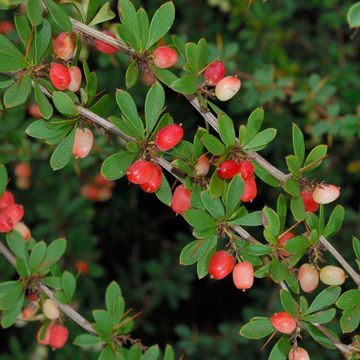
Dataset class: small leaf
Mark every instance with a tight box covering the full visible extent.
[101,151,137,180]
[218,113,236,147]
[4,74,31,108]
[292,123,305,165]
[170,76,197,94]
[183,209,216,232]
[303,145,327,173]
[88,2,115,26]
[202,133,226,155]
[50,126,76,171]
[336,289,360,310]
[280,289,297,316]
[29,242,47,272]
[243,128,276,151]
[34,83,53,119]
[27,0,43,26]
[73,334,100,346]
[145,82,165,135]
[306,286,341,314]
[268,336,290,360]
[0,165,8,195]
[43,0,72,31]
[225,175,243,217]
[239,317,274,339]
[347,2,360,28]
[323,205,345,238]
[62,271,76,302]
[53,91,78,117]
[125,61,139,89]
[303,308,336,324]
[155,173,172,206]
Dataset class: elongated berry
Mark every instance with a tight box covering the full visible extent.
[232,262,254,291]
[155,124,184,151]
[241,177,257,202]
[37,323,54,345]
[28,103,42,119]
[271,312,297,334]
[49,325,69,350]
[140,164,163,193]
[238,160,254,180]
[13,222,31,242]
[22,301,39,320]
[0,213,13,233]
[43,299,60,320]
[75,260,89,275]
[67,66,82,92]
[127,160,156,184]
[15,162,31,179]
[301,190,319,213]
[277,232,295,257]
[53,32,75,60]
[0,191,14,210]
[153,46,178,68]
[298,264,319,293]
[95,31,118,54]
[49,63,71,90]
[217,160,238,179]
[288,347,310,360]
[215,76,241,101]
[3,204,24,225]
[194,155,210,177]
[171,184,191,215]
[320,265,346,285]
[313,184,340,204]
[72,128,94,159]
[208,251,235,280]
[204,61,225,85]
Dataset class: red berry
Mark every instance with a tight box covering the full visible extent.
[49,63,71,90]
[313,184,340,204]
[298,264,319,293]
[53,32,75,61]
[140,164,163,193]
[95,31,118,54]
[67,66,82,92]
[237,160,254,180]
[301,190,319,213]
[37,323,54,345]
[72,128,94,159]
[232,261,254,291]
[0,213,13,233]
[49,325,69,350]
[28,103,42,119]
[215,76,241,101]
[75,260,89,275]
[204,61,225,86]
[15,162,31,179]
[271,312,297,334]
[13,222,31,242]
[171,184,192,215]
[194,155,210,177]
[3,204,24,225]
[0,191,15,210]
[155,124,184,151]
[27,292,38,302]
[208,250,235,280]
[277,232,295,257]
[153,46,178,69]
[0,20,14,34]
[127,160,156,185]
[80,184,99,201]
[217,160,238,179]
[241,177,257,202]
[288,347,310,360]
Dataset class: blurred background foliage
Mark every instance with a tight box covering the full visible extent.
[0,0,359,358]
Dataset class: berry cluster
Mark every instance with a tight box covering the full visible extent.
[81,173,115,202]
[301,183,340,212]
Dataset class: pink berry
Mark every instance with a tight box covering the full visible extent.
[155,124,184,152]
[208,250,235,280]
[127,160,156,185]
[320,265,346,286]
[271,312,297,334]
[301,190,319,213]
[217,160,238,179]
[0,20,14,34]
[298,264,319,293]
[15,162,31,179]
[75,260,89,275]
[22,301,39,320]
[153,46,178,69]
[3,204,24,225]
[72,128,94,159]
[241,177,257,202]
[37,323,54,345]
[95,31,118,54]
[194,155,210,177]
[171,184,192,215]
[0,213,13,233]
[13,222,31,242]
[237,160,254,180]
[0,191,15,210]
[215,76,241,101]
[49,63,71,90]
[277,232,295,257]
[232,262,254,291]
[43,299,60,320]
[204,60,226,86]
[53,32,75,61]
[49,325,69,350]
[140,164,163,193]
[313,184,340,204]
[288,347,310,360]
[67,66,82,92]
[28,103,42,119]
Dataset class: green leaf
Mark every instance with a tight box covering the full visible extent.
[277,194,287,231]
[280,289,297,316]
[268,336,290,360]
[53,91,78,117]
[239,317,274,339]
[152,67,178,86]
[303,308,336,324]
[43,0,72,31]
[0,35,26,71]
[340,305,360,333]
[292,123,305,165]
[286,154,301,177]
[347,2,360,28]
[73,334,100,346]
[146,2,175,49]
[101,151,137,180]
[50,126,76,171]
[196,241,216,279]
[284,235,309,253]
[62,271,76,302]
[246,107,264,139]
[209,172,224,198]
[290,196,305,222]
[29,241,47,272]
[225,175,243,217]
[34,83,53,119]
[1,293,25,328]
[0,282,22,310]
[142,345,160,360]
[105,281,122,312]
[306,286,341,314]
[34,19,52,63]
[243,244,272,256]
[155,173,172,206]
[253,162,280,187]
[242,128,276,151]
[145,82,165,135]
[125,61,139,89]
[183,209,216,232]
[303,145,327,173]
[337,290,360,310]
[270,260,286,282]
[170,76,197,94]
[0,165,8,195]
[303,323,337,349]
[6,231,27,260]
[27,0,43,26]
[118,0,141,50]
[202,134,226,155]
[284,178,300,197]
[88,2,115,26]
[218,114,236,147]
[99,345,117,360]
[263,206,280,237]
[180,239,212,266]
[323,205,345,238]
[200,191,225,220]
[4,74,31,108]
[43,238,66,268]
[93,310,114,337]
[137,8,149,48]
[163,345,174,360]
